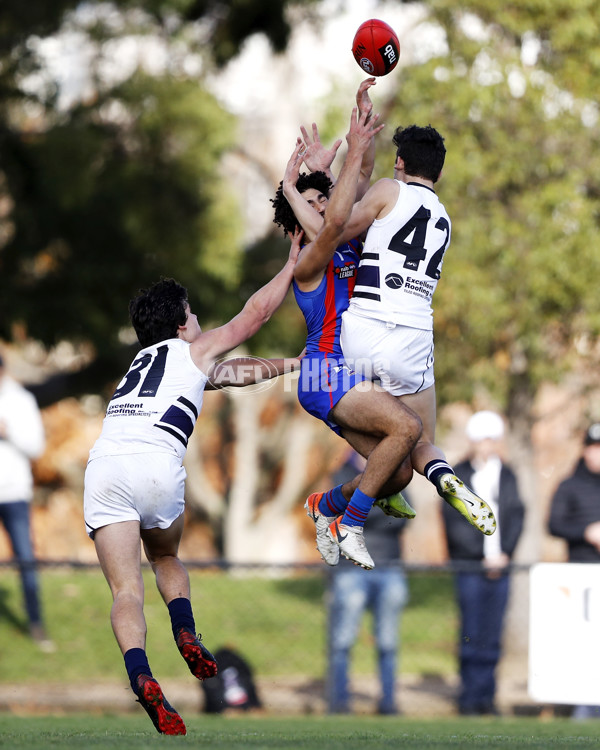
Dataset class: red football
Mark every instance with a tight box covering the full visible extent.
[352,19,400,77]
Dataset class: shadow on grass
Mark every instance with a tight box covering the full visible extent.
[0,585,28,633]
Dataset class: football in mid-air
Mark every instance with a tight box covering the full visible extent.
[352,19,400,77]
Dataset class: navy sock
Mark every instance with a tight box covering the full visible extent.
[124,648,152,695]
[341,488,375,528]
[167,597,196,640]
[317,485,348,517]
[424,459,454,492]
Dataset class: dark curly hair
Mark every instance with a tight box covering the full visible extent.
[271,170,333,236]
[129,278,188,348]
[393,125,446,183]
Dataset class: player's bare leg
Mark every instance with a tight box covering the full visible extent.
[337,445,416,519]
[94,520,186,734]
[95,520,147,653]
[142,514,190,604]
[325,382,422,568]
[399,386,496,535]
[142,516,217,680]
[333,382,421,498]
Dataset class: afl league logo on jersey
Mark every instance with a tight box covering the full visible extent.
[335,262,357,279]
[385,273,404,289]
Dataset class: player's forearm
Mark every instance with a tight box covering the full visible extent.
[357,138,375,200]
[282,183,323,241]
[245,257,296,325]
[324,147,364,230]
[207,356,301,388]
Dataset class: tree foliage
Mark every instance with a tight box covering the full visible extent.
[379,0,600,421]
[0,0,320,372]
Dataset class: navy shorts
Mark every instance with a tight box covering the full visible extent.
[297,353,367,436]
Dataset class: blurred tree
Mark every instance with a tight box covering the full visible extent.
[0,0,322,396]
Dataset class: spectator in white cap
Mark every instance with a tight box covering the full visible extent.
[441,410,525,716]
[549,422,600,720]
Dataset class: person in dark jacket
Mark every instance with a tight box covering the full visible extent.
[441,411,525,716]
[549,423,600,720]
[549,423,600,563]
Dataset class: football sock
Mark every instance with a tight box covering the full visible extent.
[317,485,348,517]
[124,648,152,695]
[167,597,196,640]
[340,488,375,528]
[424,459,454,493]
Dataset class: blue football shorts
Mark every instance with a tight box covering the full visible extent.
[297,353,368,436]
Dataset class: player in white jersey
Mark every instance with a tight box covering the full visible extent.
[83,238,301,734]
[287,123,496,539]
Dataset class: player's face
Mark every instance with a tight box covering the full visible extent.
[300,188,328,215]
[178,303,202,341]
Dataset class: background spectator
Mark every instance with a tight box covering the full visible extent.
[325,450,409,715]
[549,422,600,719]
[441,410,525,715]
[0,352,53,652]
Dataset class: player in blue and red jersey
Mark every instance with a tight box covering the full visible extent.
[271,98,421,570]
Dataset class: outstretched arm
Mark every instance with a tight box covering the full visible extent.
[206,352,304,389]
[190,229,303,370]
[294,107,384,285]
[355,77,377,200]
[281,140,324,242]
[283,78,379,241]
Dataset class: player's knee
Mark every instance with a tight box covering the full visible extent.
[146,550,179,568]
[112,585,144,605]
[400,409,422,446]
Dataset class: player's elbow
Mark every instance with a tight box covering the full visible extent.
[321,217,345,247]
[249,298,273,330]
[326,212,347,233]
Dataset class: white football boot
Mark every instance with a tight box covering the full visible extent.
[327,517,375,570]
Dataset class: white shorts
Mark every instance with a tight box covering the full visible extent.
[341,310,435,396]
[83,452,186,538]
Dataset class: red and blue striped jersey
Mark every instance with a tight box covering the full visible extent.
[293,239,362,356]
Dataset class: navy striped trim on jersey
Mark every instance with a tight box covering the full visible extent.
[178,396,198,418]
[352,290,381,301]
[155,423,188,448]
[154,396,199,448]
[353,255,381,301]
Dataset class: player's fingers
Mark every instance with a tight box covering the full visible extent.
[299,124,309,142]
[311,122,320,141]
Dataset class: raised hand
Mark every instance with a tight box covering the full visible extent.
[345,106,385,155]
[288,226,305,263]
[356,77,376,118]
[299,122,342,174]
[282,138,305,191]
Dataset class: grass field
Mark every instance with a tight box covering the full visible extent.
[0,566,459,683]
[2,714,600,750]
[0,567,593,748]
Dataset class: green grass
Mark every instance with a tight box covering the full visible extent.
[0,566,457,683]
[1,715,600,750]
